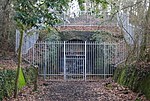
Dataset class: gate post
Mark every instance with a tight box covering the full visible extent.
[84,41,87,81]
[64,41,66,81]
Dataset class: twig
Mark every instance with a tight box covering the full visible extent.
[96,0,143,30]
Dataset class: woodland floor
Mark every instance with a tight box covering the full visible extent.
[4,78,149,101]
[0,52,149,101]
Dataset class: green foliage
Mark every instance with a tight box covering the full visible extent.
[0,67,37,100]
[41,30,61,42]
[90,31,117,42]
[139,73,150,99]
[23,67,37,85]
[78,0,85,10]
[0,70,16,100]
[89,0,109,14]
[95,0,108,9]
[13,0,70,30]
[18,68,26,89]
[13,0,70,97]
[135,99,141,101]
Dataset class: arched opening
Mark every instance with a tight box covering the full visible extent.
[67,39,84,42]
[60,39,85,78]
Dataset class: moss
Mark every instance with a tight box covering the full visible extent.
[113,65,150,100]
[117,66,130,86]
[128,70,135,88]
[118,68,126,85]
[113,67,122,82]
[139,73,150,99]
[131,71,139,91]
[126,67,139,90]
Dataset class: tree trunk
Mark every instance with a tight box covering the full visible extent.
[0,0,10,53]
[139,0,150,62]
[14,30,24,98]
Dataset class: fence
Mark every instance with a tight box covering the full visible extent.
[117,12,140,45]
[22,41,127,81]
[15,30,39,54]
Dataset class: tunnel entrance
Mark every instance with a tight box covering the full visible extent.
[33,40,117,81]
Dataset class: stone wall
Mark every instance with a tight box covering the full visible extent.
[56,25,121,37]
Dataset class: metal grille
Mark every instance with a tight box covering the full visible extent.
[24,41,127,81]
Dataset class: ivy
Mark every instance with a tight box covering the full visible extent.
[0,67,37,100]
[0,70,16,100]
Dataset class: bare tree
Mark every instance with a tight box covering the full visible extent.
[0,0,10,51]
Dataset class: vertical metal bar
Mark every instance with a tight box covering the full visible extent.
[15,30,17,52]
[57,42,58,79]
[39,43,41,75]
[54,42,56,78]
[49,42,51,79]
[47,42,49,79]
[84,41,87,81]
[94,42,96,79]
[64,41,66,81]
[33,43,35,65]
[110,43,112,75]
[55,42,57,79]
[96,42,98,79]
[103,42,106,79]
[54,42,56,76]
[90,42,92,80]
[41,43,43,76]
[115,43,117,67]
[44,42,47,79]
[107,43,109,76]
[109,43,111,76]
[57,42,59,80]
[37,43,39,75]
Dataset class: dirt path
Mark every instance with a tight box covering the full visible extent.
[6,78,148,101]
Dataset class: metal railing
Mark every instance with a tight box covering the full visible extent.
[117,12,138,44]
[16,30,39,54]
[22,41,127,81]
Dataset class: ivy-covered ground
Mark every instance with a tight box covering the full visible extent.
[4,78,148,101]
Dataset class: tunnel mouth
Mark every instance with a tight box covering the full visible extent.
[59,30,120,43]
[67,39,84,43]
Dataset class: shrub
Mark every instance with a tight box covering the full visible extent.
[0,66,37,100]
[0,70,16,100]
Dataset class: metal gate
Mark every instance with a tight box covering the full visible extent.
[64,41,86,80]
[29,41,125,81]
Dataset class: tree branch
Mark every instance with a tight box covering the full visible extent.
[96,0,143,27]
[2,0,10,10]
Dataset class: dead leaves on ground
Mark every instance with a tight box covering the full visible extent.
[4,78,149,101]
